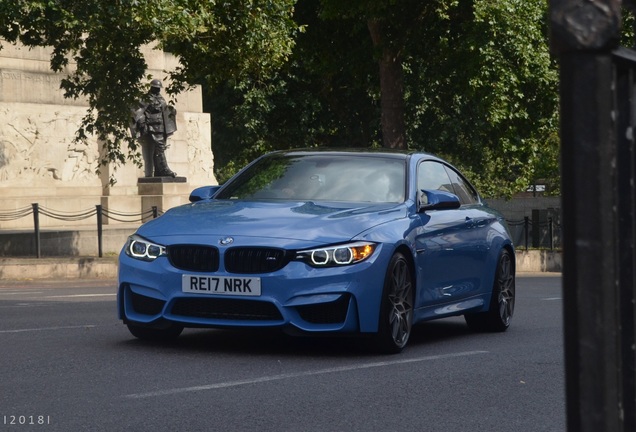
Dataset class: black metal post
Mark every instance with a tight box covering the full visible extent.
[31,203,40,258]
[96,205,103,258]
[152,206,158,218]
[548,217,554,250]
[559,46,624,432]
[524,216,529,250]
[561,49,622,432]
[613,48,636,431]
[551,1,627,430]
[532,209,541,248]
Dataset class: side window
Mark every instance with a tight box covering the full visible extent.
[417,161,454,193]
[444,166,479,205]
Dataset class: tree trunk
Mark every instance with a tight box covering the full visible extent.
[367,18,406,149]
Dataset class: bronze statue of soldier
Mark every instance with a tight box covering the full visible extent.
[131,79,178,177]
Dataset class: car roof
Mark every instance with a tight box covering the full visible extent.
[269,148,439,161]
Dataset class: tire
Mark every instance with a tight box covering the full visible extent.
[465,248,515,332]
[375,252,414,354]
[127,322,184,342]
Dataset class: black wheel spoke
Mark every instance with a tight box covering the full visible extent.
[389,261,412,345]
[378,253,414,352]
[496,251,515,326]
[464,248,515,333]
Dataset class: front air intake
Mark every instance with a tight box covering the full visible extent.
[171,298,283,321]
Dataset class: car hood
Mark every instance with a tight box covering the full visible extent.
[136,200,406,245]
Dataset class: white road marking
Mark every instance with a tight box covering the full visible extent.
[124,350,488,399]
[0,292,44,296]
[44,294,116,298]
[543,297,562,301]
[0,325,97,334]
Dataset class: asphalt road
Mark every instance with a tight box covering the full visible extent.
[0,274,564,432]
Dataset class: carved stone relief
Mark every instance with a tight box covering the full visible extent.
[0,104,100,186]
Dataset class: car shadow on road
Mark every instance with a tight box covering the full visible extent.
[115,316,476,358]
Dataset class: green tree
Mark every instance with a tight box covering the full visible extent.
[318,0,560,196]
[210,0,560,196]
[0,0,298,171]
[207,0,382,181]
[404,0,560,196]
[1,0,561,196]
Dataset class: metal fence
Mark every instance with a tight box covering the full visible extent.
[0,203,162,258]
[507,216,562,250]
[0,203,561,259]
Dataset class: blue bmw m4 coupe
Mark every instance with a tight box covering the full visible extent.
[118,150,515,353]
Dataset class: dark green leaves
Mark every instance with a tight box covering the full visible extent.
[0,0,298,179]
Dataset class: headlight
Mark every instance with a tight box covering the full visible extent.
[124,234,166,261]
[296,242,376,267]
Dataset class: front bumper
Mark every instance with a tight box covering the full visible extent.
[117,244,391,334]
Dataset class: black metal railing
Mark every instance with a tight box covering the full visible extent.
[0,203,560,258]
[0,203,163,258]
[507,216,562,250]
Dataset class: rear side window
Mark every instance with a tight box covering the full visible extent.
[444,166,479,205]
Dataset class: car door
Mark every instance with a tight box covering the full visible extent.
[414,160,485,307]
[443,164,493,291]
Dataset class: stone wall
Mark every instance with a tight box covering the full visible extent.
[0,41,217,230]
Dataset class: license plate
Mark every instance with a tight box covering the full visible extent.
[182,275,261,296]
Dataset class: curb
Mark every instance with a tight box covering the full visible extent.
[0,257,119,280]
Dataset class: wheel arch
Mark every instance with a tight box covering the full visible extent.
[502,242,516,275]
[503,243,517,278]
[394,243,417,288]
[487,236,515,276]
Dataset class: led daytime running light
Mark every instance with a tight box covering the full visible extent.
[299,242,376,267]
[126,235,166,261]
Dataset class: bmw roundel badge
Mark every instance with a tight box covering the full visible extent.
[219,237,234,245]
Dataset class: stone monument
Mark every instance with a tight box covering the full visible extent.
[0,41,217,230]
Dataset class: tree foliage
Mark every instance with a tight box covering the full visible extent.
[1,0,560,197]
[209,0,560,197]
[403,0,560,196]
[207,0,382,181]
[0,0,298,171]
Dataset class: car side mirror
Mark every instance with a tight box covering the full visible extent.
[189,185,222,202]
[418,189,461,212]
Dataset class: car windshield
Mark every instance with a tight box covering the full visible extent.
[216,153,406,203]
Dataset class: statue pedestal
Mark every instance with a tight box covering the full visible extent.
[137,176,187,184]
[138,177,190,222]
